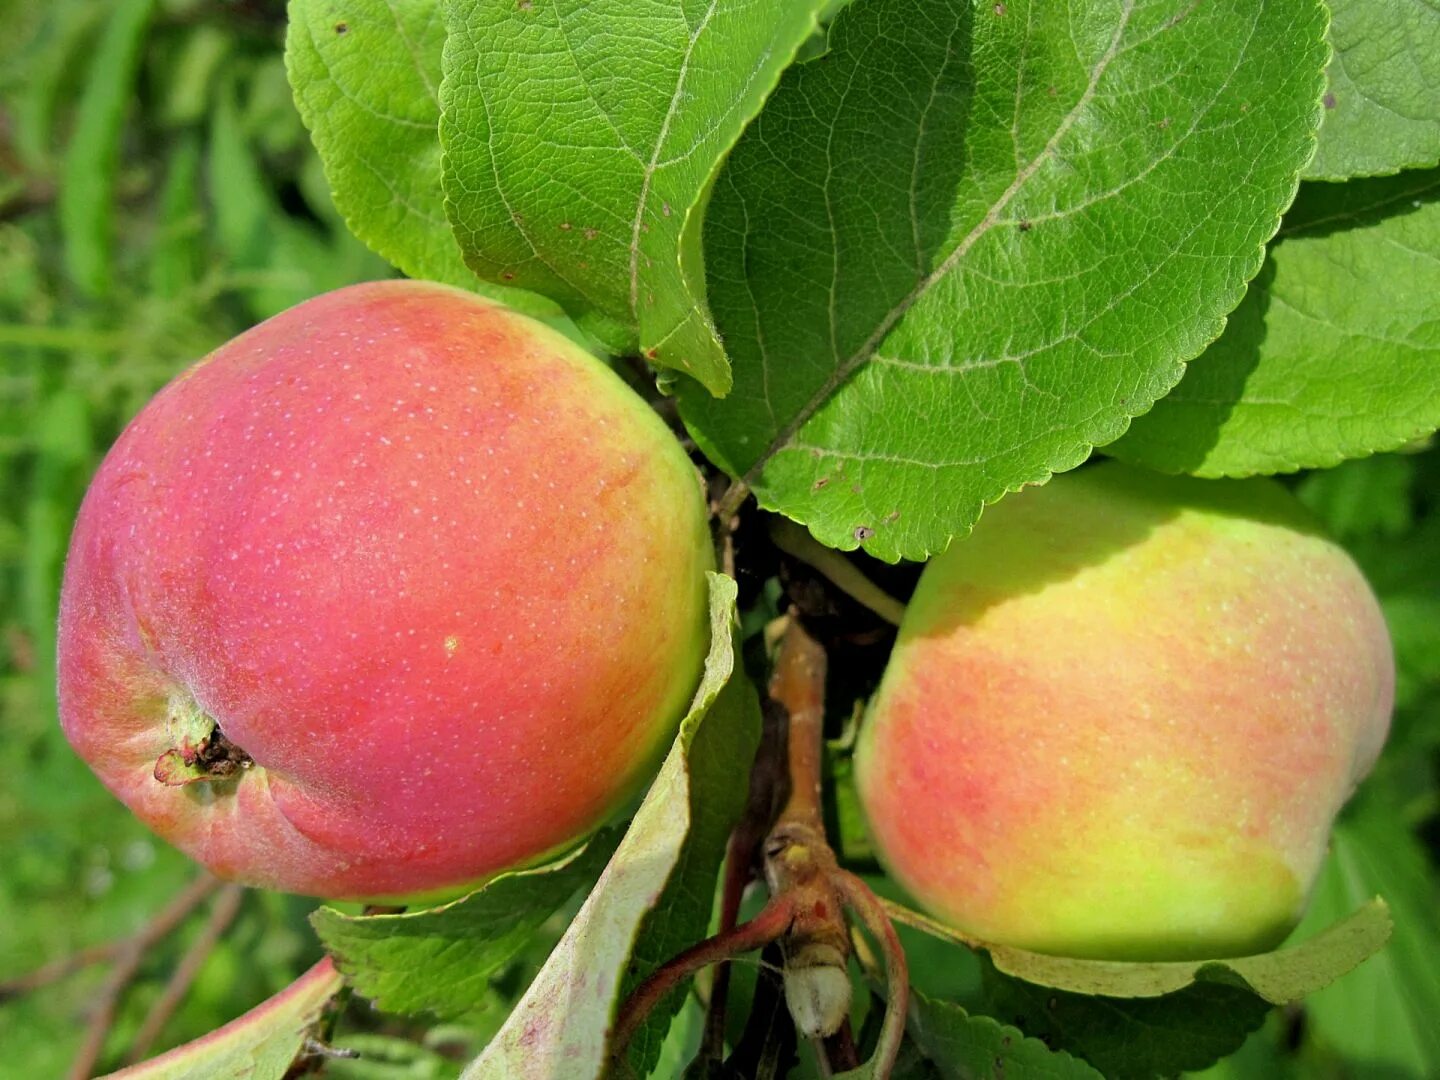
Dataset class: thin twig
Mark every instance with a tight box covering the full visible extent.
[769,518,906,626]
[67,873,222,1080]
[714,479,752,533]
[0,942,123,1000]
[124,883,246,1064]
[701,697,791,1063]
[769,617,828,830]
[837,872,910,1079]
[610,896,797,1066]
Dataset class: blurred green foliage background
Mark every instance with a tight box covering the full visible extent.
[0,1,1436,1077]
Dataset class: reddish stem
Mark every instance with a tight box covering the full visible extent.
[610,894,797,1064]
[836,871,910,1079]
[703,697,791,1061]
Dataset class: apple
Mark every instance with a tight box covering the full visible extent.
[854,463,1393,960]
[58,281,713,900]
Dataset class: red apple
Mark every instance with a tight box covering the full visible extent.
[855,464,1393,960]
[58,281,713,899]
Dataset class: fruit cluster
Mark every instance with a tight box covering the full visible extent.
[59,283,1392,961]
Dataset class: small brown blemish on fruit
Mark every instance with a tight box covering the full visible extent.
[443,634,460,656]
[853,525,875,542]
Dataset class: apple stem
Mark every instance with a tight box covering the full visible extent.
[876,895,985,950]
[769,518,907,626]
[714,478,752,532]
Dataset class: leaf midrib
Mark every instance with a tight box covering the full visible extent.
[737,0,1139,487]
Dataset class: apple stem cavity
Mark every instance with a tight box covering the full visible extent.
[153,690,254,788]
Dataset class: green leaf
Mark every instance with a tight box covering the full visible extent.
[905,991,1103,1080]
[1306,0,1440,180]
[985,900,1391,1003]
[285,0,567,331]
[1294,796,1440,1076]
[461,573,760,1079]
[982,962,1271,1080]
[677,0,1329,562]
[1111,169,1440,477]
[285,0,464,285]
[440,0,830,393]
[102,958,342,1080]
[58,0,155,296]
[311,831,619,1021]
[1297,453,1417,543]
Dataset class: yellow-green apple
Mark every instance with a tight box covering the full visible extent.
[855,463,1392,960]
[58,281,713,900]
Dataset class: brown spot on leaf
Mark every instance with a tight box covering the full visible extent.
[853,525,875,542]
[334,21,348,34]
[1323,92,1337,110]
[813,477,830,491]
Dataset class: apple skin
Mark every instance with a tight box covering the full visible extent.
[58,281,713,900]
[854,463,1393,961]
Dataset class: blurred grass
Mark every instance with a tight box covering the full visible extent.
[0,0,391,1072]
[0,1,1436,1077]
